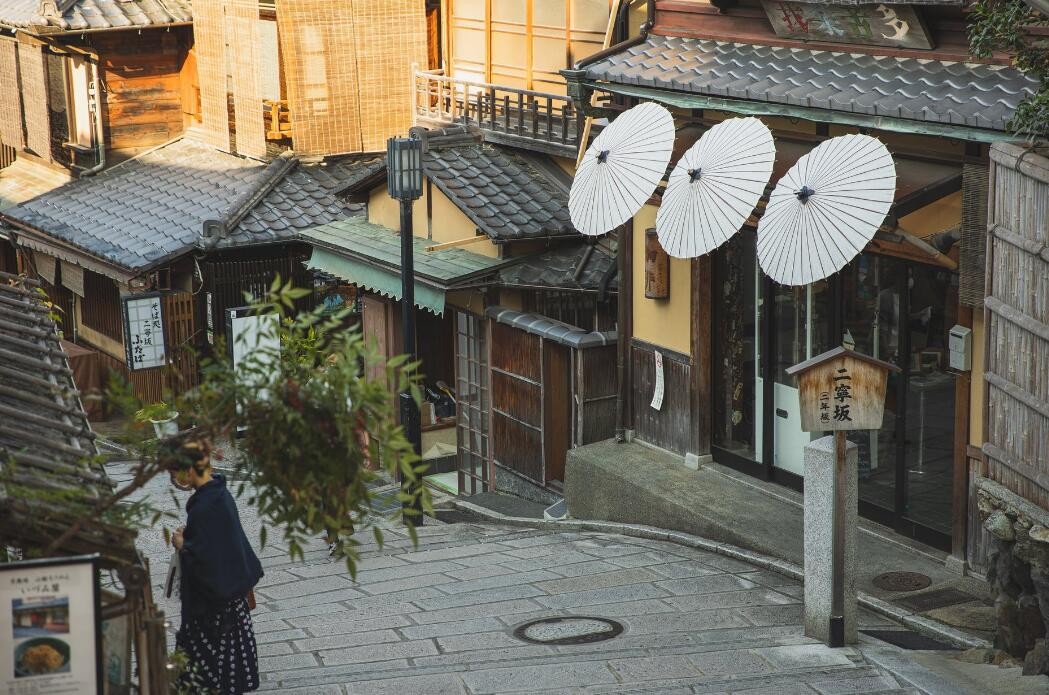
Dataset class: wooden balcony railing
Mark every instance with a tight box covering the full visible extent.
[265,99,291,141]
[414,69,581,158]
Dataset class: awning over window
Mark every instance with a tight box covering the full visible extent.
[302,218,520,314]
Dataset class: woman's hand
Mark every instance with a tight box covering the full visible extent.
[172,527,185,551]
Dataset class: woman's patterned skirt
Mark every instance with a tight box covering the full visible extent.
[176,596,259,694]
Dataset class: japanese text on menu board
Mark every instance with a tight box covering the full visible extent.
[1,559,100,694]
[124,295,166,370]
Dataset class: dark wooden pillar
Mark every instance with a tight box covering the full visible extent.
[619,221,634,434]
[690,255,712,457]
[952,304,973,560]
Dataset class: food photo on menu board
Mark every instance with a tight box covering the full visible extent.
[1,556,101,694]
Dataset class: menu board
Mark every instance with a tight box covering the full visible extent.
[0,556,101,695]
[122,293,167,371]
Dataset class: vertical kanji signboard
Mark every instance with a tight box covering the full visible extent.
[122,293,167,371]
[787,347,899,433]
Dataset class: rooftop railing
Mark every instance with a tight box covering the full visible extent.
[414,69,581,158]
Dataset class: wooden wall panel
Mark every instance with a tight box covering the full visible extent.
[492,371,542,427]
[631,340,691,455]
[92,29,190,153]
[578,345,617,445]
[543,341,571,482]
[492,410,543,483]
[490,321,541,380]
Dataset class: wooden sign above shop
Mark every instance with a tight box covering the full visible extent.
[761,1,934,50]
[787,347,900,433]
[645,228,670,299]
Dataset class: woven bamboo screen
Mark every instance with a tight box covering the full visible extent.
[0,41,24,150]
[19,44,50,161]
[276,0,427,155]
[983,142,1049,509]
[229,0,267,159]
[959,163,989,307]
[193,0,232,152]
[351,0,428,152]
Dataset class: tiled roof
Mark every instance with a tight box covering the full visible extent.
[0,0,190,31]
[421,127,578,242]
[219,163,366,249]
[0,273,136,565]
[307,153,387,197]
[583,34,1039,132]
[499,242,618,293]
[1,137,368,273]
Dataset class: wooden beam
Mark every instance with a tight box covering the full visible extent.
[424,234,489,252]
[690,254,712,457]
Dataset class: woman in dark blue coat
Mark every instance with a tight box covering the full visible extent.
[165,436,263,694]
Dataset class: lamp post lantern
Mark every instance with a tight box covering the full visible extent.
[387,135,424,527]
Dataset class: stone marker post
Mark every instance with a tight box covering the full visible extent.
[803,435,858,645]
[787,347,897,648]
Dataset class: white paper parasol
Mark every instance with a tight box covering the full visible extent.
[656,117,775,258]
[756,134,896,286]
[569,102,675,236]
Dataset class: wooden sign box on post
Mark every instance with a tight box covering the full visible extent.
[786,346,900,434]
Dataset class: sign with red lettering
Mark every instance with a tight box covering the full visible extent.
[761,1,934,50]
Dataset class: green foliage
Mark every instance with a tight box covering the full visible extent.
[3,277,429,581]
[176,278,431,576]
[134,401,177,423]
[970,0,1049,138]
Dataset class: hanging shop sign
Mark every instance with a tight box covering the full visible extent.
[121,292,167,371]
[786,347,899,433]
[0,555,102,695]
[761,1,933,50]
[644,228,670,299]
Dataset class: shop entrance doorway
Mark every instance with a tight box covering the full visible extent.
[712,232,958,551]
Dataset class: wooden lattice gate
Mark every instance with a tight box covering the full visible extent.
[203,251,314,345]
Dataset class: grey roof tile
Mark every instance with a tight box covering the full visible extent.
[584,35,1038,133]
[1,137,372,271]
[498,241,617,293]
[0,0,190,30]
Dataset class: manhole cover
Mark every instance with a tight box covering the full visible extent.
[512,616,624,645]
[872,571,932,592]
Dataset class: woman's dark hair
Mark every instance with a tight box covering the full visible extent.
[157,429,212,474]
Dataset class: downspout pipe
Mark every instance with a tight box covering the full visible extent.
[79,58,105,177]
[567,0,654,74]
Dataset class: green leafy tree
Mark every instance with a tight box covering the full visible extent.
[970,0,1049,138]
[180,278,431,574]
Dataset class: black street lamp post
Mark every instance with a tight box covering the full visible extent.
[387,135,425,527]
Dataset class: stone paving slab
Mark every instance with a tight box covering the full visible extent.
[112,462,998,694]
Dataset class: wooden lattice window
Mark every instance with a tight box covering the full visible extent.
[456,311,490,495]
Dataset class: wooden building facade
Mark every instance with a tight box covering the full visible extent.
[562,0,1035,555]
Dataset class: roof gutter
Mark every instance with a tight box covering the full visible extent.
[42,21,193,36]
[559,0,654,104]
[3,221,136,282]
[586,81,1017,145]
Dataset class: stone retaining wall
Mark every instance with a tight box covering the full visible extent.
[975,475,1049,675]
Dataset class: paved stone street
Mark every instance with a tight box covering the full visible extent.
[111,462,1016,695]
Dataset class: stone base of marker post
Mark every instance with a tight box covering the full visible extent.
[804,435,858,645]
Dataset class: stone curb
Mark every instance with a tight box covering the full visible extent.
[448,498,992,651]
